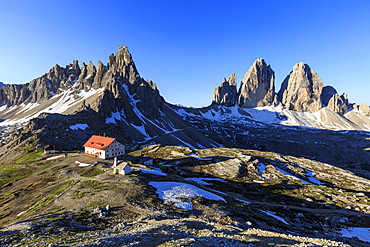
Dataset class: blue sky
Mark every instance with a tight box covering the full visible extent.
[1,0,370,107]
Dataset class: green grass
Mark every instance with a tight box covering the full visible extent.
[0,165,17,173]
[72,180,108,199]
[0,212,11,220]
[27,180,76,215]
[78,180,107,190]
[88,200,108,209]
[0,162,53,187]
[0,192,16,205]
[15,150,44,164]
[82,167,105,177]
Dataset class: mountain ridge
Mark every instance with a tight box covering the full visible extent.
[1,45,370,175]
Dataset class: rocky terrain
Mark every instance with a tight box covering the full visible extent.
[1,45,370,245]
[1,146,370,246]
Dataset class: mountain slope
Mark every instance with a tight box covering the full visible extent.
[1,146,370,246]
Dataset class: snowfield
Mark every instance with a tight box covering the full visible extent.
[0,88,105,126]
[174,104,370,132]
[149,182,226,210]
[340,227,370,243]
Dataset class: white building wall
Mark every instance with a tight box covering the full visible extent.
[105,140,125,159]
[85,140,125,159]
[119,165,131,175]
[84,147,106,159]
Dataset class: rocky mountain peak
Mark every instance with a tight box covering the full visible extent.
[116,45,134,65]
[254,58,267,67]
[212,73,237,106]
[107,46,140,86]
[321,86,350,115]
[0,45,164,120]
[278,62,323,112]
[238,58,275,108]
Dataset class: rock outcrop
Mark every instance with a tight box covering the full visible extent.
[212,73,237,106]
[321,86,349,115]
[278,62,323,112]
[238,59,275,108]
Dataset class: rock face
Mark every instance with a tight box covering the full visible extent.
[238,59,275,108]
[0,46,164,119]
[212,73,237,106]
[278,62,323,112]
[321,86,349,115]
[0,46,218,147]
[359,104,370,116]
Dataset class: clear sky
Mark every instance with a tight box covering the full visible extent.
[1,0,370,107]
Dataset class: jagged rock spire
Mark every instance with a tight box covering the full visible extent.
[321,86,349,115]
[278,62,323,112]
[212,73,237,106]
[238,58,275,108]
[107,45,140,85]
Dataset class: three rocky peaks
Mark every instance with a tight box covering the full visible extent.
[213,59,354,114]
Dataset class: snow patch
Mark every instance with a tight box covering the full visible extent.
[46,155,64,160]
[170,134,197,149]
[235,198,251,204]
[106,111,125,124]
[256,163,271,180]
[75,161,91,167]
[0,87,104,126]
[304,169,324,185]
[261,210,289,225]
[188,153,212,160]
[69,123,89,130]
[149,182,225,210]
[340,227,370,243]
[274,166,311,184]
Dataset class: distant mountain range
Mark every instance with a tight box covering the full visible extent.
[1,46,370,177]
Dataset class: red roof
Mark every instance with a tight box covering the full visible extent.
[83,135,116,150]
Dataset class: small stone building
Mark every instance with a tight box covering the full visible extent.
[113,162,131,175]
[43,145,55,154]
